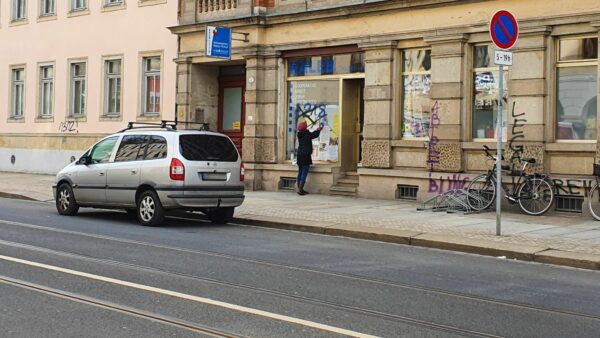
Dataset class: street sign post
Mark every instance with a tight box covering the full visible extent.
[205,25,232,60]
[490,10,518,236]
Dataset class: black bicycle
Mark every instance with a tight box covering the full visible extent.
[466,146,554,215]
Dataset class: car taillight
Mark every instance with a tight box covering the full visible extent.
[240,162,245,182]
[170,158,185,181]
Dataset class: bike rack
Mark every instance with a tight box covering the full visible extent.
[417,189,490,215]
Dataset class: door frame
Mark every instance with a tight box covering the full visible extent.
[218,75,246,153]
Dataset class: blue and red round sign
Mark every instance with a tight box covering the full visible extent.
[490,10,519,50]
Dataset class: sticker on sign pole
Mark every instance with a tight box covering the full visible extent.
[490,10,519,50]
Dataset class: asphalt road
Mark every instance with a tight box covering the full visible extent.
[0,198,599,337]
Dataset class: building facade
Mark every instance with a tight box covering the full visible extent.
[172,0,600,212]
[0,0,178,174]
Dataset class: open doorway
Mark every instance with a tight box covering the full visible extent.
[340,78,364,173]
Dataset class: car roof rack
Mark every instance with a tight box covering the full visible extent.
[119,118,210,133]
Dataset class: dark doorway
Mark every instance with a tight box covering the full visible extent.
[218,66,246,155]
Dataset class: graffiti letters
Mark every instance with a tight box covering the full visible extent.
[508,102,526,162]
[427,101,441,171]
[428,173,471,194]
[295,103,328,129]
[58,121,79,133]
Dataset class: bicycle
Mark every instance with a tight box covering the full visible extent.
[588,164,600,220]
[466,145,555,216]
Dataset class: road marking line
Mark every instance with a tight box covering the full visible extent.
[0,254,378,338]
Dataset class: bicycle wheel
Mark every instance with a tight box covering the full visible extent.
[589,184,600,221]
[517,177,554,216]
[466,174,496,211]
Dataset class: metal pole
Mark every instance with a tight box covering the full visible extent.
[496,65,504,236]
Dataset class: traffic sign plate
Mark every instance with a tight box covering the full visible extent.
[490,10,519,50]
[494,50,513,66]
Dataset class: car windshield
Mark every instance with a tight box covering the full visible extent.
[179,134,239,162]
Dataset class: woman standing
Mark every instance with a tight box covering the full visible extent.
[296,121,322,195]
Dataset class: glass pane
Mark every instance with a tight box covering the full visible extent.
[287,80,340,162]
[115,135,145,162]
[475,45,493,68]
[115,78,121,113]
[108,78,117,113]
[222,87,243,131]
[557,66,597,140]
[144,136,168,160]
[90,137,118,164]
[179,135,239,162]
[404,50,432,73]
[147,57,161,71]
[74,81,82,115]
[559,38,598,61]
[472,70,508,138]
[288,53,365,77]
[145,76,160,113]
[403,74,432,138]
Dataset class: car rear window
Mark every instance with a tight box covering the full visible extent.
[179,135,239,162]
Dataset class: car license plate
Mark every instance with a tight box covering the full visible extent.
[201,172,227,181]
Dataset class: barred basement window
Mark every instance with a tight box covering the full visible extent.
[396,184,418,200]
[279,177,297,191]
[555,196,583,213]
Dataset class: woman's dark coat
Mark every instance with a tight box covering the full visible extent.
[296,129,321,166]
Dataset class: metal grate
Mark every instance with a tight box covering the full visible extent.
[279,177,297,191]
[555,196,583,213]
[396,184,418,200]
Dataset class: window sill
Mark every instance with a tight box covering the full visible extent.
[137,114,161,122]
[37,14,57,22]
[66,116,87,122]
[35,116,54,123]
[7,117,25,123]
[102,2,127,12]
[68,9,90,18]
[9,18,29,27]
[138,0,167,7]
[100,115,123,122]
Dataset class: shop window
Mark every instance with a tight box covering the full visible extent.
[556,36,598,141]
[287,80,340,162]
[288,53,364,77]
[472,45,508,139]
[402,49,431,138]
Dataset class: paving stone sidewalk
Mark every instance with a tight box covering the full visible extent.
[2,171,600,268]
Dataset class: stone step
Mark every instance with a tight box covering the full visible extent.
[337,178,359,185]
[345,171,359,177]
[330,185,357,193]
[330,190,357,197]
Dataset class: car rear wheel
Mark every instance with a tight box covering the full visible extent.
[56,183,79,216]
[137,190,165,226]
[208,207,234,224]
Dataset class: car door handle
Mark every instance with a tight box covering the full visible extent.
[131,170,137,175]
[99,172,105,176]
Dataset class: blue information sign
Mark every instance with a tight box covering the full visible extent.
[206,25,232,59]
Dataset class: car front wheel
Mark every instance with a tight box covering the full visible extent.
[137,190,165,226]
[56,183,79,216]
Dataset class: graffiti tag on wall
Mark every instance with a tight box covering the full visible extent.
[58,121,79,133]
[508,102,526,163]
[428,173,471,194]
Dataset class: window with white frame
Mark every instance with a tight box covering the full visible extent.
[104,59,122,116]
[13,0,26,20]
[105,0,123,5]
[11,68,25,118]
[556,36,598,141]
[40,0,55,16]
[402,49,432,138]
[39,65,54,118]
[142,56,161,115]
[472,45,508,139]
[70,62,86,117]
[71,0,87,11]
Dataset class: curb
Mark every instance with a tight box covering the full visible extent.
[0,192,37,201]
[234,216,600,272]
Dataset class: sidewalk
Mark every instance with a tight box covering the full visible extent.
[1,171,600,270]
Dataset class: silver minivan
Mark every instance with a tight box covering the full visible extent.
[53,124,245,226]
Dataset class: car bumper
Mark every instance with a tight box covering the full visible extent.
[158,191,245,209]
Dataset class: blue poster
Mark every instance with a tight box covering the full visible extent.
[206,25,232,59]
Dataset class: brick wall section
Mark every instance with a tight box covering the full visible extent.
[254,0,275,7]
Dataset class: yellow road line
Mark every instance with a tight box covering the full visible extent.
[0,254,378,338]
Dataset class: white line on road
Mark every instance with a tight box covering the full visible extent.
[0,253,378,338]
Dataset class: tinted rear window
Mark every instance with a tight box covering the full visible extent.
[179,135,239,162]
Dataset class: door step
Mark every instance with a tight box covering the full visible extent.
[329,172,359,197]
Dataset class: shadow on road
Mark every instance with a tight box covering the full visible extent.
[74,210,231,229]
